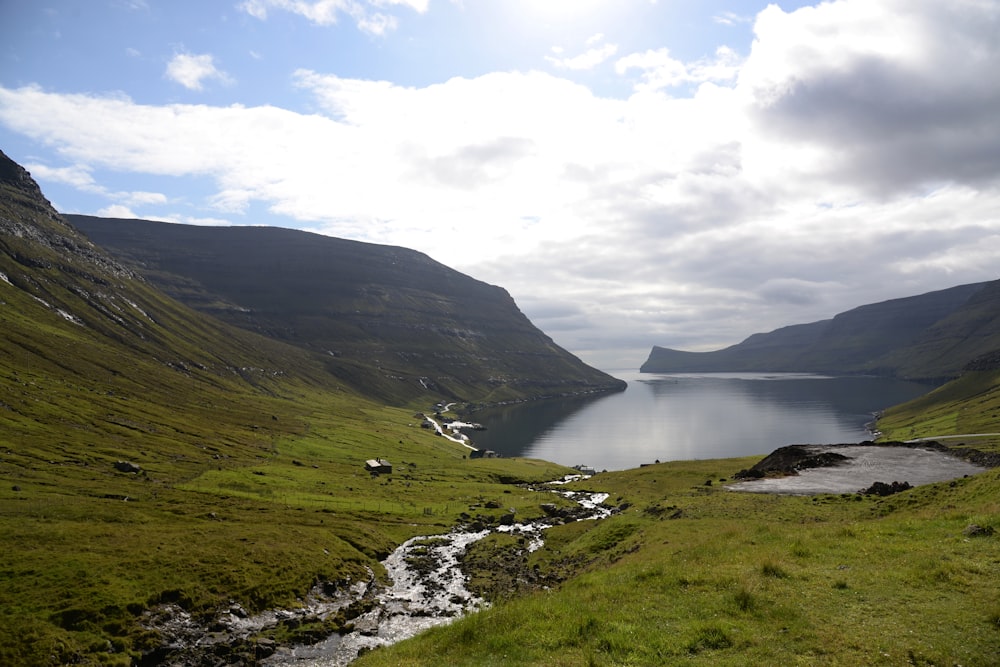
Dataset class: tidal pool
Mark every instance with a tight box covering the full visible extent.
[726,444,986,495]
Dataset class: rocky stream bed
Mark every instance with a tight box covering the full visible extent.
[137,479,613,666]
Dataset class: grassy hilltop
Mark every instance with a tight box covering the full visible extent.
[3,148,999,666]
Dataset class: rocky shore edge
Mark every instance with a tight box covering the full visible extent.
[732,440,1000,497]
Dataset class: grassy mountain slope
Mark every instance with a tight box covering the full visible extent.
[641,282,992,379]
[6,150,999,666]
[876,350,1000,445]
[0,151,577,665]
[67,215,624,405]
[875,281,1000,380]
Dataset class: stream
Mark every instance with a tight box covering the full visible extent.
[262,479,613,666]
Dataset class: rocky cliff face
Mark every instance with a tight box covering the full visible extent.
[0,153,134,283]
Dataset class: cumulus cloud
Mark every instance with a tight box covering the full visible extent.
[96,204,138,218]
[616,46,741,91]
[3,0,1000,367]
[165,53,232,91]
[738,0,1000,196]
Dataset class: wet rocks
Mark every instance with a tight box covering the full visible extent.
[138,482,612,666]
[137,577,375,666]
[264,483,612,666]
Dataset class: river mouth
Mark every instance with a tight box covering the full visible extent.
[726,443,988,495]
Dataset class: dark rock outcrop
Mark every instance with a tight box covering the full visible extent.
[113,460,142,474]
[861,480,912,496]
[733,445,850,479]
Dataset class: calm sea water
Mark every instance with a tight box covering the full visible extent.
[464,371,935,472]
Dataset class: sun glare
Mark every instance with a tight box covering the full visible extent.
[514,0,611,21]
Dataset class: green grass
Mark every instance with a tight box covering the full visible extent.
[2,173,585,664]
[0,385,576,665]
[356,460,1000,667]
[877,369,1000,448]
[5,170,1000,665]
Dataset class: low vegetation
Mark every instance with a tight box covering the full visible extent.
[3,151,999,665]
[357,458,1000,667]
[0,381,574,665]
[877,368,1000,451]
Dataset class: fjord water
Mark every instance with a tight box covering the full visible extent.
[466,372,935,471]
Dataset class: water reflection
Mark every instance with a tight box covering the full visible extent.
[465,372,935,471]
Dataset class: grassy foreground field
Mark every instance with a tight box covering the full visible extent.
[357,457,1000,666]
[0,381,574,665]
[4,366,999,665]
[353,372,1000,666]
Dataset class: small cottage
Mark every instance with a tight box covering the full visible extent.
[365,458,392,475]
[469,449,497,459]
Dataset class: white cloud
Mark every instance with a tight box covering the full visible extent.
[96,204,138,218]
[239,0,427,35]
[3,0,1000,368]
[176,215,233,226]
[713,11,750,26]
[123,191,168,206]
[547,42,619,71]
[737,0,1000,196]
[117,0,149,10]
[24,163,101,192]
[25,161,168,212]
[616,46,741,91]
[165,53,232,91]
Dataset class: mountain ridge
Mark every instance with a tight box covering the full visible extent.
[66,214,624,405]
[0,148,585,664]
[641,281,1000,380]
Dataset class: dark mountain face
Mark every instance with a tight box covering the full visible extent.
[641,281,1000,380]
[66,215,624,404]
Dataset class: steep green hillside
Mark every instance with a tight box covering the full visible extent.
[641,282,994,380]
[6,150,998,666]
[67,215,624,405]
[0,151,577,664]
[876,350,1000,445]
[877,282,1000,380]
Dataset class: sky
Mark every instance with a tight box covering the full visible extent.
[1,0,999,370]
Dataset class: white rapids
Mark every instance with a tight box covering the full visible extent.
[265,480,612,666]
